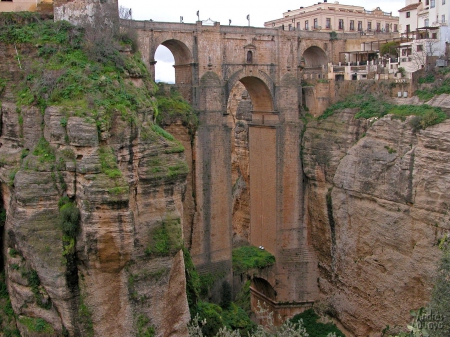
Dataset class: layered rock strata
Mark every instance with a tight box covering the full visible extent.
[303,109,449,336]
[0,101,190,337]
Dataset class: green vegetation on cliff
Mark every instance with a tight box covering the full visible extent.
[0,12,193,142]
[319,94,447,129]
[291,309,345,337]
[0,272,20,337]
[232,246,275,274]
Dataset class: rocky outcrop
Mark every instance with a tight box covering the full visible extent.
[0,101,190,337]
[303,109,449,336]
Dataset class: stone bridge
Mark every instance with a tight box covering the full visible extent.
[122,19,346,316]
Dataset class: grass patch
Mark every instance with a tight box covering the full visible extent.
[320,94,447,129]
[99,146,122,178]
[290,308,345,337]
[145,217,182,257]
[232,246,275,274]
[136,315,155,337]
[415,77,450,101]
[19,317,54,334]
[167,162,189,179]
[32,137,55,163]
[151,124,174,141]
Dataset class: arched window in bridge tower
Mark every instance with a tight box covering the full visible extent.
[247,50,253,63]
[244,44,256,64]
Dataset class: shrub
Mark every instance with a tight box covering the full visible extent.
[59,201,80,238]
[290,308,345,337]
[195,301,224,337]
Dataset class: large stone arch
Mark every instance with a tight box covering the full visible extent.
[302,46,328,67]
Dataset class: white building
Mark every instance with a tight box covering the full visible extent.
[398,0,450,71]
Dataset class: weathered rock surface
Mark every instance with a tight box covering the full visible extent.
[0,101,190,337]
[303,110,449,336]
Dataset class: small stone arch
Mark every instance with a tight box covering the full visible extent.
[252,277,277,300]
[302,46,328,67]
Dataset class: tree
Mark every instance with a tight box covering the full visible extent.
[380,41,399,58]
[410,38,439,72]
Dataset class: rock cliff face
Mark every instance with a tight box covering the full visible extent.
[303,109,449,336]
[0,100,190,336]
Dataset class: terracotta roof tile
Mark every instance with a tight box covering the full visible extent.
[399,3,421,12]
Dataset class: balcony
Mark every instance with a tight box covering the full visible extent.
[432,20,448,26]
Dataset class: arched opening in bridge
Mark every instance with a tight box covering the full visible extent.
[302,46,328,67]
[154,39,193,102]
[154,45,175,84]
[251,277,276,301]
[227,76,277,255]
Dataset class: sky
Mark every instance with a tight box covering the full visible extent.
[118,0,406,82]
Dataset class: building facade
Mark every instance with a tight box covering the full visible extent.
[398,0,450,71]
[264,1,399,34]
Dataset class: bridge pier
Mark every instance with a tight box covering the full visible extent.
[131,19,325,316]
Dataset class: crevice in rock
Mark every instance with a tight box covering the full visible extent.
[188,133,196,250]
[326,187,337,281]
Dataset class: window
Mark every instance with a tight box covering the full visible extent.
[406,24,410,32]
[314,18,318,28]
[326,18,331,29]
[288,24,292,31]
[426,0,429,5]
[350,20,355,30]
[377,22,381,31]
[305,20,309,30]
[431,0,435,7]
[432,32,437,38]
[443,0,446,4]
[417,45,423,52]
[406,11,411,18]
[247,51,253,63]
[386,23,390,32]
[339,19,344,29]
[368,21,372,31]
[425,19,429,26]
[297,22,301,30]
[358,21,363,31]
[394,24,398,32]
[442,15,446,23]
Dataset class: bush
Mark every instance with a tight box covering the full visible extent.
[59,201,80,238]
[195,301,224,337]
[290,308,345,337]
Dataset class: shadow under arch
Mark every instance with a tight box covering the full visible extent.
[226,70,275,113]
[154,39,194,102]
[252,277,277,301]
[303,46,328,67]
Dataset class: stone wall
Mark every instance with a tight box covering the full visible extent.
[54,0,118,32]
